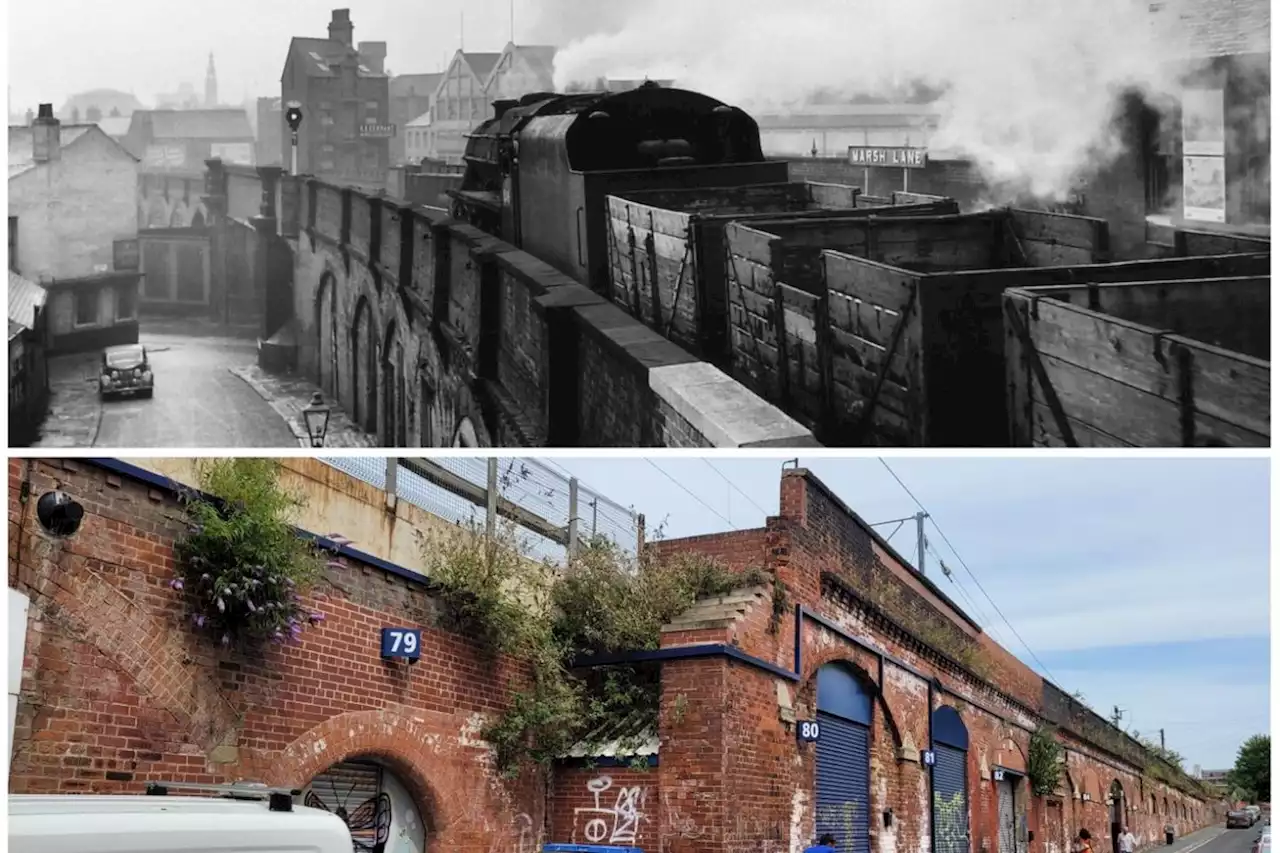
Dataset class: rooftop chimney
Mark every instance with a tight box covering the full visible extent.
[357,41,387,74]
[32,103,60,164]
[329,9,353,47]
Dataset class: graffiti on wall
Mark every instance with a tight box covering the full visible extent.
[573,776,647,845]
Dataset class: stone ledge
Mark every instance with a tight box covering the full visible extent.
[649,361,818,448]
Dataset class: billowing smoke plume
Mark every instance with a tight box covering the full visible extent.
[550,0,1210,202]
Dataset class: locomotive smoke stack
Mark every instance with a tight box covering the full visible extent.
[492,99,518,120]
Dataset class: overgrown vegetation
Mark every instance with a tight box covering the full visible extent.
[1028,725,1065,796]
[419,519,771,776]
[173,459,329,649]
[1227,734,1270,802]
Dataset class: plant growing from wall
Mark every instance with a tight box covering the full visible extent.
[1028,725,1065,796]
[173,459,328,649]
[419,520,771,776]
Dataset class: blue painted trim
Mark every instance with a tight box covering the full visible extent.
[85,459,439,592]
[931,705,970,750]
[572,643,800,683]
[816,663,874,724]
[559,755,660,769]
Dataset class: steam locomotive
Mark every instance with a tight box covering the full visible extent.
[449,82,790,293]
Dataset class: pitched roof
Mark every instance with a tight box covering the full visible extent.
[9,123,96,178]
[510,45,557,81]
[462,52,503,81]
[97,116,132,138]
[8,270,48,331]
[1149,0,1270,57]
[146,109,254,140]
[289,36,384,79]
[407,110,434,128]
[391,73,444,99]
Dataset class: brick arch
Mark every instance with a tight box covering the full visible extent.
[349,295,378,433]
[265,709,457,838]
[382,318,404,446]
[799,648,906,751]
[994,732,1027,773]
[315,268,340,397]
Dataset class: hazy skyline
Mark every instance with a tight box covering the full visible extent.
[7,0,558,113]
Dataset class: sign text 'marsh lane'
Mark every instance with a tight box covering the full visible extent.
[848,146,929,169]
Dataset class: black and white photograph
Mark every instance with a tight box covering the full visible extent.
[6,0,1270,449]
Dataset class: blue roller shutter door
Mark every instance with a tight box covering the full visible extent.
[816,711,872,853]
[933,744,969,853]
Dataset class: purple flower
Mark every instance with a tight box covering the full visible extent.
[192,614,205,628]
[326,533,352,546]
[326,559,345,570]
[246,600,257,613]
[309,612,325,624]
[169,578,184,591]
[220,634,230,646]
[216,598,226,613]
[201,573,210,581]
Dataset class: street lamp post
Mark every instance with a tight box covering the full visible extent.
[301,392,331,448]
[285,101,303,176]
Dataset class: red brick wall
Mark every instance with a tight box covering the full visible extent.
[550,765,659,848]
[8,458,544,852]
[653,468,1216,853]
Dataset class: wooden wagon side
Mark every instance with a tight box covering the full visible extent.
[606,182,864,357]
[1003,276,1270,447]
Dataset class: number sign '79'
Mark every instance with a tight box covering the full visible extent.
[380,628,421,660]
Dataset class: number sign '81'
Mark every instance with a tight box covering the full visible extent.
[380,627,422,661]
[797,720,821,742]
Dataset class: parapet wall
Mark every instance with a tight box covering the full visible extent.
[279,169,817,447]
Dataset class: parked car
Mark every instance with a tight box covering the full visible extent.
[9,781,352,853]
[1252,827,1271,853]
[1230,810,1254,828]
[99,343,154,400]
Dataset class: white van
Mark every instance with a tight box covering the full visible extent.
[9,781,354,853]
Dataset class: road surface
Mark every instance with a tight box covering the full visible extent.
[31,332,297,448]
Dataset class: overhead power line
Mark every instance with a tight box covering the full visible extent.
[702,459,772,519]
[876,458,1063,688]
[645,459,733,528]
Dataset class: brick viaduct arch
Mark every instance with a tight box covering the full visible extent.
[801,652,907,751]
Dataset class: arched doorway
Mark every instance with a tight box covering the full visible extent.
[932,706,970,853]
[190,210,206,229]
[382,321,405,447]
[317,272,339,397]
[350,297,376,433]
[1108,780,1125,853]
[303,757,427,853]
[814,663,874,853]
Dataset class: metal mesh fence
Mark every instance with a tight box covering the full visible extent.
[320,457,640,565]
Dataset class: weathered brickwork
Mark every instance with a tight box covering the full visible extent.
[8,459,544,851]
[10,460,1216,853]
[551,765,659,849]
[651,469,1216,853]
[226,165,816,448]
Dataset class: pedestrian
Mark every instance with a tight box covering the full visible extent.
[805,833,839,853]
[1074,828,1096,853]
[1119,826,1136,853]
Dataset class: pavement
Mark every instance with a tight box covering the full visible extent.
[27,319,376,449]
[1139,824,1238,853]
[229,365,378,449]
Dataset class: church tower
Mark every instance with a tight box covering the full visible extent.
[205,53,218,108]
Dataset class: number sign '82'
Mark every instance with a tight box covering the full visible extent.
[380,628,422,660]
[797,720,821,742]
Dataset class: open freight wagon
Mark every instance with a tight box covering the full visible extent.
[723,206,1269,446]
[1003,262,1269,447]
[605,184,955,362]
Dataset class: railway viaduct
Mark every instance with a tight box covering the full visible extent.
[180,160,816,448]
[10,458,1220,853]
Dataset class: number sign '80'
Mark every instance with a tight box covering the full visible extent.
[797,720,821,742]
[380,628,422,661]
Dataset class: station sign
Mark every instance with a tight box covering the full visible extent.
[797,720,821,742]
[848,146,929,169]
[360,123,397,139]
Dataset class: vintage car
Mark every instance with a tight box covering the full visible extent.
[99,344,154,400]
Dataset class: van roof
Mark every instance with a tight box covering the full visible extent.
[10,795,353,853]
